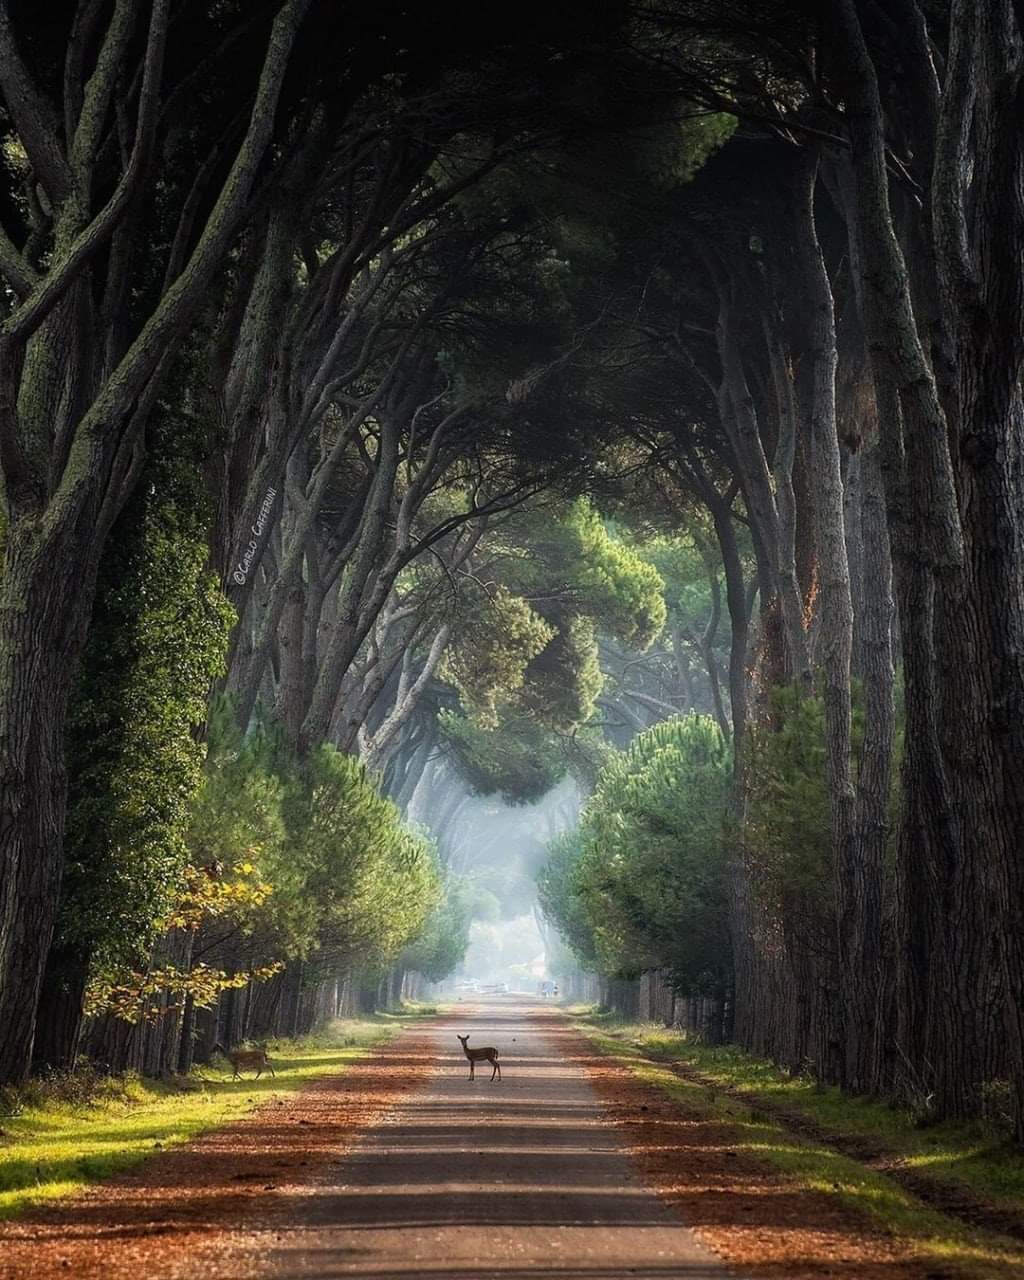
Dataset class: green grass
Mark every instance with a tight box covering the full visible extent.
[573,1010,1024,1280]
[0,1009,434,1221]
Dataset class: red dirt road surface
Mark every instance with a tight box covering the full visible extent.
[0,1001,937,1279]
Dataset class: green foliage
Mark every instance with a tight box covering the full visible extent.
[59,412,234,971]
[519,612,604,731]
[437,498,667,793]
[187,710,292,937]
[280,745,442,970]
[437,710,568,804]
[543,927,587,980]
[465,884,502,922]
[538,715,732,994]
[400,876,473,982]
[84,953,282,1025]
[498,500,666,650]
[566,501,666,649]
[190,718,443,978]
[743,688,859,921]
[471,101,735,276]
[443,499,665,722]
[536,829,600,969]
[637,533,715,629]
[441,585,554,728]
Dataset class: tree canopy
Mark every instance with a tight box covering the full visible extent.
[1,0,1023,1145]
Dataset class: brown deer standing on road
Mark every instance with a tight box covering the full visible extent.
[457,1033,501,1081]
[213,1043,275,1079]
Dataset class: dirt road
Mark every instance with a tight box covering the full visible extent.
[2,1000,737,1280]
[262,1000,730,1278]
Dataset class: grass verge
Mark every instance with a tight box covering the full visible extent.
[0,1007,436,1221]
[572,1008,1024,1280]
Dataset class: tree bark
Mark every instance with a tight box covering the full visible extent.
[31,940,91,1072]
[830,0,988,1117]
[847,446,895,1093]
[793,151,856,1088]
[715,288,810,686]
[0,522,96,1080]
[930,0,1024,1133]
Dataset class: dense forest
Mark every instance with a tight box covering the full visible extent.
[0,0,1022,1147]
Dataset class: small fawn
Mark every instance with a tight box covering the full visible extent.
[212,1043,275,1079]
[457,1033,501,1081]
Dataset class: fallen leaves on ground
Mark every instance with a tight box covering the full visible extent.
[0,1035,438,1280]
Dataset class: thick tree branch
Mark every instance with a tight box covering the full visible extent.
[2,0,169,345]
[0,1,73,201]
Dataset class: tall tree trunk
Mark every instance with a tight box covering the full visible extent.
[930,0,1024,1134]
[716,293,809,685]
[275,569,308,744]
[32,941,91,1072]
[301,418,402,750]
[849,446,895,1093]
[832,0,985,1117]
[794,152,856,1088]
[0,523,93,1080]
